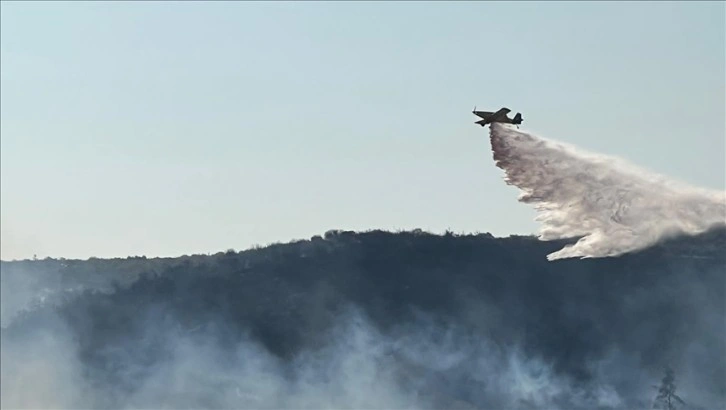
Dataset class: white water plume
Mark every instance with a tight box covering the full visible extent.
[487,123,726,260]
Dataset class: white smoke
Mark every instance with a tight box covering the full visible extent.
[488,123,726,260]
[0,304,642,410]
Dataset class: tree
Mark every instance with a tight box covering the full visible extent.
[652,366,685,410]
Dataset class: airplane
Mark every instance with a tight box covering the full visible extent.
[472,107,523,127]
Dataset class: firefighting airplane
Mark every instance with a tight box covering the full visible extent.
[472,107,523,128]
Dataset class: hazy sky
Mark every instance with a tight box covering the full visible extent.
[1,1,724,260]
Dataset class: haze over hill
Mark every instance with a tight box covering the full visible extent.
[1,227,725,409]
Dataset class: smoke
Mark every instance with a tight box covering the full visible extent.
[0,302,655,410]
[488,123,726,260]
[0,316,89,409]
[2,227,723,410]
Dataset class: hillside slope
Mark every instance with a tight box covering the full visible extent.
[2,228,725,409]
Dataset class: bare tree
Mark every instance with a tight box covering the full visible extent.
[652,366,686,410]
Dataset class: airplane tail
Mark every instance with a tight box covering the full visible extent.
[512,113,523,124]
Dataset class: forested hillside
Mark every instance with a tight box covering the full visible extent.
[2,228,724,409]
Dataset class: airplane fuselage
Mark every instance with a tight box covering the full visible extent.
[473,107,523,127]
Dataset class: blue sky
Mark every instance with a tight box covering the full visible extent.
[1,1,724,260]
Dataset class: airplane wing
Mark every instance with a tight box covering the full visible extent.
[473,111,494,119]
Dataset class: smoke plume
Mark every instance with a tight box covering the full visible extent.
[488,123,726,260]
